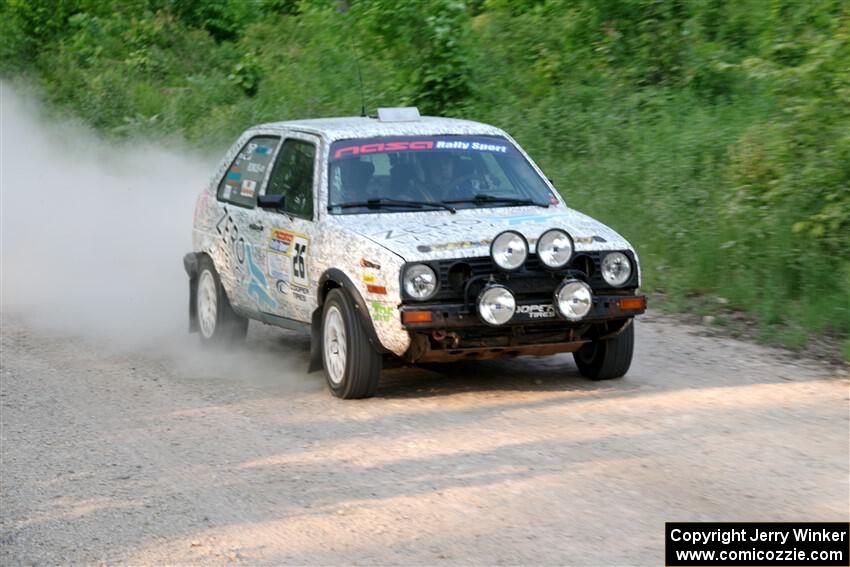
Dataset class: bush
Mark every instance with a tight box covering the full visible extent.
[3,0,848,351]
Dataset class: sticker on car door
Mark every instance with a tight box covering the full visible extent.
[267,228,309,294]
[291,234,310,289]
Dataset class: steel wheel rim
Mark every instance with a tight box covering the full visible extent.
[197,270,218,339]
[323,305,347,386]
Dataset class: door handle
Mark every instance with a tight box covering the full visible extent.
[248,222,264,231]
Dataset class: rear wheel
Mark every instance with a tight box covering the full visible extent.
[195,256,248,346]
[322,289,382,399]
[573,322,634,380]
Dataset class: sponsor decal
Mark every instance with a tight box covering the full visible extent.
[574,235,608,244]
[416,238,490,253]
[516,304,556,319]
[226,171,241,181]
[269,228,294,255]
[505,214,550,225]
[371,302,395,322]
[240,179,257,197]
[246,162,266,174]
[268,252,290,283]
[334,140,434,159]
[331,136,518,160]
[275,280,289,295]
[239,141,273,161]
[291,284,309,302]
[268,228,310,290]
[434,140,508,153]
[216,207,245,268]
[222,185,232,200]
[245,243,277,311]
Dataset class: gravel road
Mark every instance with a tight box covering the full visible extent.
[1,312,847,565]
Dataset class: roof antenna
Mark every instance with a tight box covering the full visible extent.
[343,9,368,117]
[354,55,367,117]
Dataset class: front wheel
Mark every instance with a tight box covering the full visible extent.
[322,289,382,399]
[573,321,634,380]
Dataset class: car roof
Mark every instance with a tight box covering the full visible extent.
[252,115,507,142]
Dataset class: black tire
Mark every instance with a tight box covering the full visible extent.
[195,255,248,346]
[573,321,634,380]
[321,289,382,399]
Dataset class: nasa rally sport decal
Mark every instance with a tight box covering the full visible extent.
[330,135,518,160]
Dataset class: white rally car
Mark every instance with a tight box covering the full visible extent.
[185,108,645,398]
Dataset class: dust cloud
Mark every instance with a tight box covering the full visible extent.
[1,83,319,390]
[1,82,214,346]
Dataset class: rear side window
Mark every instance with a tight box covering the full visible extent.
[217,136,280,208]
[266,139,316,219]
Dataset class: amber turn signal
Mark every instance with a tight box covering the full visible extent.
[402,311,433,324]
[618,296,646,311]
[366,284,387,295]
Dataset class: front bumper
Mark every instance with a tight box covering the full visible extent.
[399,293,646,330]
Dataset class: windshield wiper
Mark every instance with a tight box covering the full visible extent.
[442,194,549,208]
[329,198,456,214]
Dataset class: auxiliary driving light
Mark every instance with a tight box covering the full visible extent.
[536,228,573,269]
[477,285,516,326]
[554,279,593,321]
[490,231,528,271]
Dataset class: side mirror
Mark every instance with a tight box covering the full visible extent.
[258,194,285,211]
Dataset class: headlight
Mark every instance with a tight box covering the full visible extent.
[554,279,593,321]
[490,230,528,271]
[403,264,437,300]
[477,285,516,326]
[601,252,632,287]
[536,229,573,269]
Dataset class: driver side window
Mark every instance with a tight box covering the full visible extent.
[266,138,316,219]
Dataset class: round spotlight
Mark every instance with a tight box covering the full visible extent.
[601,252,632,287]
[536,229,573,269]
[490,231,528,271]
[477,285,516,326]
[554,279,593,321]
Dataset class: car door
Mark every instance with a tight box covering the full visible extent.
[212,133,281,317]
[255,133,321,323]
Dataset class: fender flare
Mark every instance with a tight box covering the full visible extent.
[311,268,388,370]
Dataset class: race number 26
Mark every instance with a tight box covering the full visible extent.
[292,236,309,287]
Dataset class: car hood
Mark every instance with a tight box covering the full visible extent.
[329,205,633,262]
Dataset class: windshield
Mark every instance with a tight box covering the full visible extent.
[327,135,558,214]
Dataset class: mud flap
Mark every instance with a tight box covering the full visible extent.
[184,253,199,333]
[307,308,323,373]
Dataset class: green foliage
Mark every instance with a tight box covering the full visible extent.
[3,0,849,348]
[350,0,474,114]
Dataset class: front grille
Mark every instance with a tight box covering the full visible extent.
[404,250,637,305]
